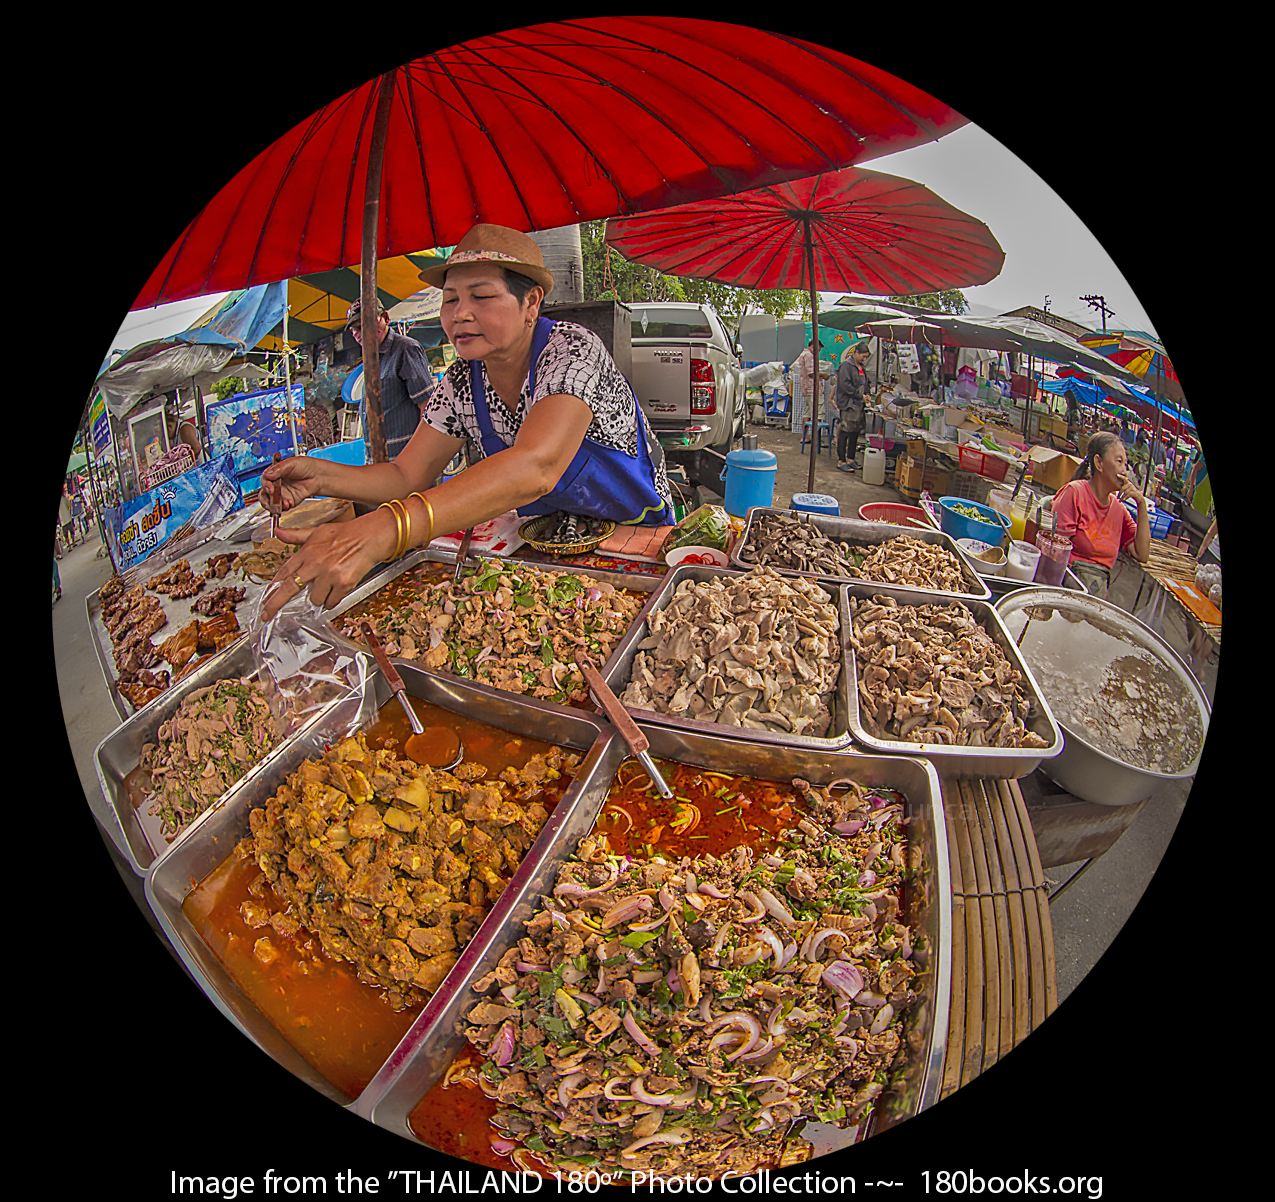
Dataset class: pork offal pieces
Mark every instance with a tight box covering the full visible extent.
[848,594,1050,749]
[620,566,841,736]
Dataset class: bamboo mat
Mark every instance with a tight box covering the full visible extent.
[938,777,1057,1098]
[1126,546,1222,646]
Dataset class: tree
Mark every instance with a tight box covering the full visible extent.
[212,376,247,401]
[889,290,970,315]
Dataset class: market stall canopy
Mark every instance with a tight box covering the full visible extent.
[1077,329,1183,404]
[96,283,284,417]
[130,18,969,309]
[246,253,448,350]
[604,166,1004,295]
[67,450,88,474]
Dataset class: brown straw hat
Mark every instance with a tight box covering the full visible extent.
[417,224,555,295]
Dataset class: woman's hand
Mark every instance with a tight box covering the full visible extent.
[260,509,399,621]
[260,455,328,516]
[1118,474,1146,507]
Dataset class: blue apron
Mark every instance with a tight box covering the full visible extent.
[468,317,671,526]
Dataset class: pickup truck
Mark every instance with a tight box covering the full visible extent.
[628,302,745,488]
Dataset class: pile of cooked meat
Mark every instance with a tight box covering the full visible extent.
[139,677,282,842]
[194,585,247,617]
[619,567,840,736]
[339,560,645,707]
[146,557,206,599]
[849,594,1051,749]
[461,776,918,1177]
[231,538,299,582]
[239,731,581,1011]
[737,513,978,594]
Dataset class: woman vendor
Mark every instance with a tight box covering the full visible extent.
[259,224,673,619]
[1050,431,1151,598]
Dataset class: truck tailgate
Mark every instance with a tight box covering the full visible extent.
[632,343,691,422]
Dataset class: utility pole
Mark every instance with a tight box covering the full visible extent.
[1079,294,1114,332]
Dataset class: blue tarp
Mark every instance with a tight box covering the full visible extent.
[1041,377,1195,429]
[170,282,289,350]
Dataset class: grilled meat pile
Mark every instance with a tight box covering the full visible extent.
[849,594,1050,748]
[738,513,978,594]
[619,567,840,736]
[340,560,644,707]
[139,677,282,841]
[238,732,581,1011]
[461,776,918,1176]
[146,557,206,599]
[194,585,247,617]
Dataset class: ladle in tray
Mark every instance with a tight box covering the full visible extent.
[359,621,464,770]
[452,527,475,588]
[573,649,673,798]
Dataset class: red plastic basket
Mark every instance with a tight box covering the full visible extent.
[958,445,1011,482]
[858,502,935,529]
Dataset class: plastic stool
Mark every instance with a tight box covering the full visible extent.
[800,419,835,457]
[790,492,840,516]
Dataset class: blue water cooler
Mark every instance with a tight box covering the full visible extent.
[720,436,778,517]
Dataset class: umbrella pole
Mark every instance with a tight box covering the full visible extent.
[282,303,300,459]
[361,69,396,465]
[804,220,821,494]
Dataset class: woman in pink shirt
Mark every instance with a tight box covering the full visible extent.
[1051,431,1151,598]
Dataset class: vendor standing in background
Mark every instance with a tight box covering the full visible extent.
[1051,431,1150,598]
[348,296,437,462]
[1065,389,1081,443]
[259,224,672,621]
[790,337,819,424]
[835,342,870,474]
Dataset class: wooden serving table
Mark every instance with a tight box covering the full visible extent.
[1118,542,1220,674]
[938,776,1057,1098]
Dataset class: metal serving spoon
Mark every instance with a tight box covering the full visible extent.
[574,649,673,798]
[360,621,464,770]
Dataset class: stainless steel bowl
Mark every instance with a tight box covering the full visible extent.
[995,587,1211,806]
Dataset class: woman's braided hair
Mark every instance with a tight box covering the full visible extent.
[1071,430,1121,481]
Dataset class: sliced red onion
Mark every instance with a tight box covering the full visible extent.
[553,882,587,898]
[628,912,671,933]
[567,989,602,1008]
[630,1075,681,1106]
[739,1035,779,1062]
[549,911,570,930]
[714,1112,738,1130]
[832,820,865,836]
[492,1022,518,1067]
[863,902,878,923]
[474,646,496,666]
[500,984,520,1001]
[591,1095,624,1126]
[587,587,603,603]
[666,969,681,993]
[804,927,846,962]
[736,892,766,923]
[756,1081,791,1106]
[756,927,786,965]
[658,884,677,911]
[490,1138,519,1157]
[735,944,769,967]
[442,599,456,615]
[869,793,891,809]
[708,921,734,962]
[516,960,548,974]
[757,888,796,927]
[749,1108,776,1134]
[857,870,878,889]
[821,961,866,998]
[836,1036,862,1057]
[778,941,799,970]
[766,1003,787,1037]
[602,895,653,929]
[623,1011,662,1058]
[558,1071,587,1109]
[698,881,729,899]
[870,805,903,828]
[901,929,914,960]
[762,854,785,869]
[684,871,698,896]
[869,1003,896,1035]
[620,1130,692,1160]
[604,1078,634,1101]
[860,842,883,873]
[829,1013,849,1039]
[705,1012,761,1060]
[698,994,713,1023]
[854,990,889,1008]
[632,969,664,985]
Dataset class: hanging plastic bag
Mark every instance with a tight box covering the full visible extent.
[249,580,377,737]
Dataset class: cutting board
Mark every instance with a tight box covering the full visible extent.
[1160,575,1222,625]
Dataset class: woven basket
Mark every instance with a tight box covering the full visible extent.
[518,513,616,556]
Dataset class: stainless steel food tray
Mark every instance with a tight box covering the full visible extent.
[843,582,1064,779]
[602,563,853,751]
[145,665,612,1109]
[322,546,664,710]
[87,537,290,724]
[365,730,951,1152]
[731,506,992,601]
[93,638,354,876]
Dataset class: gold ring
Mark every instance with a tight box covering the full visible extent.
[294,575,306,589]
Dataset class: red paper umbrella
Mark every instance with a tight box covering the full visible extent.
[132,19,967,310]
[607,165,1003,489]
[604,165,1005,296]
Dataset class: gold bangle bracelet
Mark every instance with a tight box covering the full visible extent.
[378,501,403,562]
[408,492,435,547]
[391,498,412,560]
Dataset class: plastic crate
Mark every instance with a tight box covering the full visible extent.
[958,444,1011,482]
[1126,500,1175,539]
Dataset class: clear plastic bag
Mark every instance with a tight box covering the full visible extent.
[661,504,733,555]
[249,581,377,736]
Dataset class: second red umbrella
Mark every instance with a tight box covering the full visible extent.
[606,165,1006,491]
